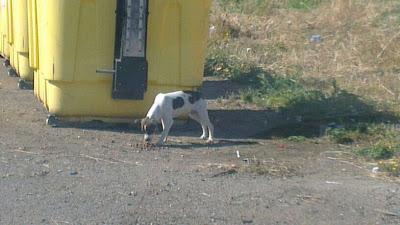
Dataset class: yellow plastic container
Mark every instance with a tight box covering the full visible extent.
[0,0,10,58]
[8,0,33,81]
[28,0,211,120]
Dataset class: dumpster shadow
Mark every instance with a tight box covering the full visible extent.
[52,79,400,141]
[52,120,143,134]
[168,109,292,140]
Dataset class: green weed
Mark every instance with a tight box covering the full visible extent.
[378,158,400,177]
[287,0,325,10]
[287,136,307,142]
[327,128,358,144]
[357,142,399,160]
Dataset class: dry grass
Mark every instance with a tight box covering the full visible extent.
[208,0,400,113]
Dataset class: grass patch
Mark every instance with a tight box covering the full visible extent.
[287,136,307,142]
[327,123,399,143]
[215,0,325,14]
[378,158,400,177]
[208,0,400,114]
[287,0,325,10]
[206,51,382,121]
[242,160,296,177]
[357,142,399,160]
[327,128,358,144]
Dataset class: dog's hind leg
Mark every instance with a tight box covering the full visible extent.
[197,108,214,143]
[189,112,208,140]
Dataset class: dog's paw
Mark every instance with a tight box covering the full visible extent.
[199,135,207,140]
[206,139,214,144]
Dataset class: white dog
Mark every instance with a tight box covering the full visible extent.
[141,91,214,145]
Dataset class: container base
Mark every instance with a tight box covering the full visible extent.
[18,79,33,90]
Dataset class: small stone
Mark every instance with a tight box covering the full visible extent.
[70,171,78,176]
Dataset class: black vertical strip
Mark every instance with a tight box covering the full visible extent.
[144,0,149,91]
[114,0,125,59]
[112,0,149,100]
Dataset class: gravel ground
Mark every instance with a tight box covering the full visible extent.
[0,61,399,225]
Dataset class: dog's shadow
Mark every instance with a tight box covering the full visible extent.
[164,139,259,149]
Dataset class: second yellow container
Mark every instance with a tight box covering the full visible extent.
[8,0,33,82]
[0,0,10,59]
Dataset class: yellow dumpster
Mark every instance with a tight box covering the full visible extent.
[28,0,211,121]
[0,0,10,61]
[7,0,33,84]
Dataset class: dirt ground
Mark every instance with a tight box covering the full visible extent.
[0,63,399,225]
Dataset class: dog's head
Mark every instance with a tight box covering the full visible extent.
[141,117,158,142]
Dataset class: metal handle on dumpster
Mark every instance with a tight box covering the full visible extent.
[96,69,115,74]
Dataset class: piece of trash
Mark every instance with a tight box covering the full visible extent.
[310,35,322,43]
[242,219,253,224]
[200,192,211,197]
[326,181,340,184]
[70,171,78,176]
[372,167,379,173]
[236,150,240,158]
[277,144,287,149]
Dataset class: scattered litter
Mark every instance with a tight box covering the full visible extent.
[277,144,288,149]
[325,181,341,185]
[372,167,379,174]
[236,150,240,158]
[310,34,322,43]
[69,171,78,176]
[296,194,322,202]
[242,219,253,224]
[200,192,211,197]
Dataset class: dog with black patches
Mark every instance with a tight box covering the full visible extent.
[141,91,214,145]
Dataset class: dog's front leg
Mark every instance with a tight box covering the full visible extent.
[157,118,173,145]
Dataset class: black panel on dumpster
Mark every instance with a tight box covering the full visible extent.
[113,0,148,100]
